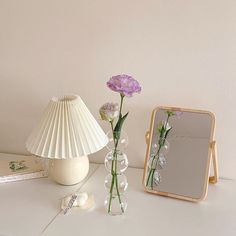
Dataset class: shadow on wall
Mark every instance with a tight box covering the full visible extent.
[0,77,51,154]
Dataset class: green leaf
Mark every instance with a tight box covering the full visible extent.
[166,110,175,116]
[159,125,165,139]
[114,112,129,139]
[164,127,172,140]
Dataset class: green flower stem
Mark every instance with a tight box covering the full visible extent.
[108,165,115,212]
[115,94,125,212]
[108,121,116,213]
[115,173,124,212]
[108,145,124,213]
[119,94,124,118]
[107,94,125,213]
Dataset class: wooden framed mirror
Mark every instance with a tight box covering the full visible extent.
[143,107,218,202]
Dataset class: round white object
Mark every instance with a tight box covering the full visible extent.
[49,156,89,185]
[64,192,88,207]
[76,192,89,206]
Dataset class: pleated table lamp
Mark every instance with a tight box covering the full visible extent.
[26,95,108,185]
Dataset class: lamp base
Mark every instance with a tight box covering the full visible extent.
[49,156,89,185]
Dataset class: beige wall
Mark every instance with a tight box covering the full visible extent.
[0,0,235,178]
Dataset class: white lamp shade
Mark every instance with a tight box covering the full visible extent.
[26,95,108,159]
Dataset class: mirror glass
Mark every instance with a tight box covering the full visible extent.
[143,107,215,201]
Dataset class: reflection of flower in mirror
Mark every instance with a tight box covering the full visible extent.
[157,154,166,169]
[149,153,166,170]
[166,110,175,116]
[150,153,155,159]
[158,121,171,134]
[158,138,170,155]
[166,110,183,119]
[175,111,183,118]
[154,171,161,185]
[151,143,158,153]
[146,109,181,189]
[148,157,157,169]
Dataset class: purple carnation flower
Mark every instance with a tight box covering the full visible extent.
[107,74,141,97]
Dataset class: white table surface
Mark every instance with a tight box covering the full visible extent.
[0,161,235,236]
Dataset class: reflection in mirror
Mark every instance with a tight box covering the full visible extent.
[143,107,216,201]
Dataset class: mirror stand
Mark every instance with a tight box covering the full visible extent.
[209,141,218,184]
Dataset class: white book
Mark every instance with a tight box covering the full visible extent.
[0,153,48,183]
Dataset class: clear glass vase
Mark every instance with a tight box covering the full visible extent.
[104,194,127,216]
[105,150,128,174]
[104,173,128,194]
[106,130,128,152]
[104,131,128,215]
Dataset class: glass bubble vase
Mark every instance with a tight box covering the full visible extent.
[104,194,128,216]
[104,131,128,216]
[106,130,128,152]
[105,150,128,174]
[104,173,128,194]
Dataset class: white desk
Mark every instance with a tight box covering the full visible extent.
[0,163,235,236]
